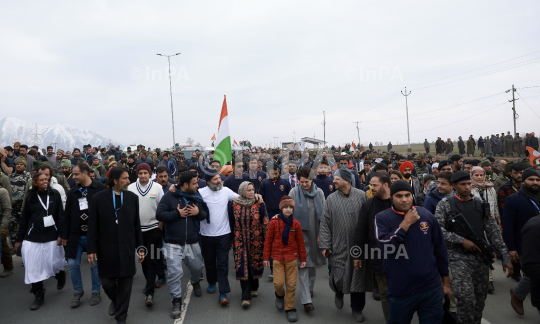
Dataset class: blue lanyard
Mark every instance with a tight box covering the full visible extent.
[78,186,88,196]
[530,199,540,213]
[113,191,123,219]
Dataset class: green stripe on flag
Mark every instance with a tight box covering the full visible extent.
[214,136,232,166]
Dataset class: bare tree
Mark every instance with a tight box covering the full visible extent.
[186,137,194,145]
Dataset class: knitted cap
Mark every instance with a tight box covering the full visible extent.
[108,161,118,168]
[523,169,540,182]
[503,161,514,173]
[333,169,352,183]
[521,159,533,170]
[61,160,71,168]
[16,157,26,166]
[390,180,413,196]
[32,160,42,171]
[279,196,295,210]
[204,167,219,182]
[480,159,491,167]
[136,163,151,174]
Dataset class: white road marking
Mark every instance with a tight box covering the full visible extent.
[174,282,193,324]
[481,318,492,324]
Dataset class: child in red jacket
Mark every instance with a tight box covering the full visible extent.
[263,196,307,322]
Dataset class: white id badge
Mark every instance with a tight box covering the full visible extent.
[43,215,55,227]
[79,197,88,210]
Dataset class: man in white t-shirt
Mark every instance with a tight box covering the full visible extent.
[199,168,263,305]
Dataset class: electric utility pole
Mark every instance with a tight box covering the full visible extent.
[401,87,412,152]
[353,121,361,148]
[506,84,519,136]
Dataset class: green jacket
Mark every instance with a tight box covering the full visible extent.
[0,173,13,205]
[0,187,11,229]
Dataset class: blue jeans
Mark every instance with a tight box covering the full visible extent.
[163,242,203,299]
[387,286,443,324]
[68,236,101,293]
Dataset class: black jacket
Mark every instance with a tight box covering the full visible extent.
[529,136,539,149]
[17,189,64,243]
[87,188,143,278]
[62,180,107,259]
[353,196,392,274]
[156,190,208,246]
[126,163,137,183]
[521,216,540,308]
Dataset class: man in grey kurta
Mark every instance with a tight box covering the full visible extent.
[319,169,373,322]
[289,168,326,311]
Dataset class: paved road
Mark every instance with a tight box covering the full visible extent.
[0,253,538,324]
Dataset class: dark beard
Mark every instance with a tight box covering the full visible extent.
[207,181,223,191]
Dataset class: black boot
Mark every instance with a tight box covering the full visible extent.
[171,298,182,319]
[56,270,66,290]
[31,289,46,310]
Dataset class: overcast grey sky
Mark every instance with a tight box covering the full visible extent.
[1,0,539,149]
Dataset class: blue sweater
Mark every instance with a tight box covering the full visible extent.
[224,174,246,194]
[314,174,334,198]
[259,178,291,217]
[375,206,448,297]
[503,191,538,254]
[423,187,448,214]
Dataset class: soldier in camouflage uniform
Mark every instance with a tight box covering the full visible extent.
[7,158,30,245]
[434,171,512,324]
[413,153,432,188]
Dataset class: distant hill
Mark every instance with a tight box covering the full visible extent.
[0,117,121,151]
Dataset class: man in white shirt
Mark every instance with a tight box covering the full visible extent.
[199,168,263,305]
[127,163,163,307]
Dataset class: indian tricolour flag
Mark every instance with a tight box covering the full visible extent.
[349,142,356,152]
[214,95,232,166]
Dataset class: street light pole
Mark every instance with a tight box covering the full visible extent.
[157,53,181,150]
[401,87,412,152]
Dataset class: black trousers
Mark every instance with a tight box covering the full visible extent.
[200,234,231,294]
[141,228,162,296]
[31,270,65,293]
[240,262,259,300]
[101,276,134,321]
[336,291,366,312]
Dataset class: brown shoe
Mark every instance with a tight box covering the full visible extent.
[304,303,314,312]
[510,288,524,315]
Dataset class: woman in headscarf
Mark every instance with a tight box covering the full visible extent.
[470,166,500,293]
[14,172,66,310]
[288,166,325,312]
[230,181,268,308]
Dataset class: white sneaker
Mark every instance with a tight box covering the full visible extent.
[268,274,274,279]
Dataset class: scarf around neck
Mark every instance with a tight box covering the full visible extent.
[294,182,323,231]
[176,188,210,223]
[278,213,294,245]
[471,178,493,190]
[521,184,540,204]
[233,181,256,207]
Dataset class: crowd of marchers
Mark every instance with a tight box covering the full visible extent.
[0,135,540,324]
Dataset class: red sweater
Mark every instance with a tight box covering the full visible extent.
[263,217,307,262]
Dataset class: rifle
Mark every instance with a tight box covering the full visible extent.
[447,203,495,270]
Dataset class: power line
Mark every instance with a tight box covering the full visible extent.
[515,90,540,120]
[359,91,505,123]
[411,57,540,91]
[408,50,540,88]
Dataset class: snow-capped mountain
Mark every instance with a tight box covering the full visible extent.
[0,117,121,151]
